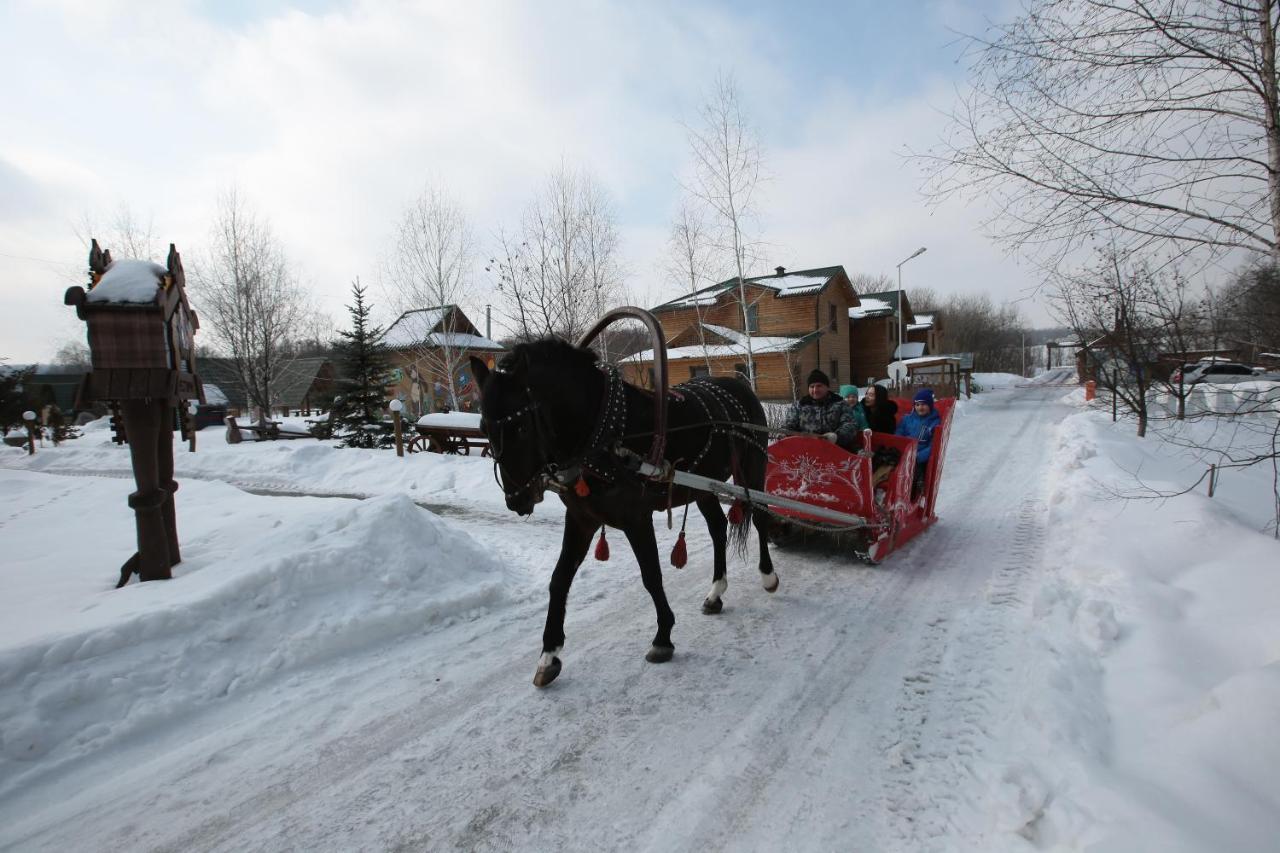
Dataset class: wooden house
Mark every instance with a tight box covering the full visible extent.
[847,289,937,386]
[622,266,860,401]
[383,304,505,415]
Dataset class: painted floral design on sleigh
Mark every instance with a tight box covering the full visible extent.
[768,450,868,510]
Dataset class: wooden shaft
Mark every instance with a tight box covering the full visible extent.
[393,411,404,458]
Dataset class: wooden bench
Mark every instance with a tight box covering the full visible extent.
[224,416,320,444]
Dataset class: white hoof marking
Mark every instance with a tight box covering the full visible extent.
[706,578,727,602]
[762,572,779,592]
[537,647,562,668]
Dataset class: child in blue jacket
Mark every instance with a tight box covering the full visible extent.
[895,388,941,496]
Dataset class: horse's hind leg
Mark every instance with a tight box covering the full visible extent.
[535,511,595,687]
[741,446,779,592]
[753,507,779,592]
[695,495,729,614]
[622,521,676,663]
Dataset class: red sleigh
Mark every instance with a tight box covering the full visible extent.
[764,397,955,562]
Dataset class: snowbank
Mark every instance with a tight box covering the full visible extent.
[1018,402,1280,849]
[971,372,1023,390]
[0,470,516,797]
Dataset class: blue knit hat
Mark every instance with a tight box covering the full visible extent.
[913,388,935,406]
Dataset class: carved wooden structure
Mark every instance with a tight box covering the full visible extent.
[65,240,205,587]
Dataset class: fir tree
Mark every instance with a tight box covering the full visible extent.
[333,281,394,449]
[0,360,35,435]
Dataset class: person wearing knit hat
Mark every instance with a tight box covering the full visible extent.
[838,384,859,405]
[783,367,868,447]
[895,387,942,497]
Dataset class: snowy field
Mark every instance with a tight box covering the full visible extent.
[1,381,1277,852]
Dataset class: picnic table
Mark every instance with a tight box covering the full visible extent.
[409,412,490,456]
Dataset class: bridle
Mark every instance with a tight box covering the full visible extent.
[485,363,627,502]
[485,381,557,501]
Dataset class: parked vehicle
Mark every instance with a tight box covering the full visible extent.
[1179,361,1257,385]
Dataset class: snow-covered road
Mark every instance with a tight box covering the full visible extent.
[3,386,1076,851]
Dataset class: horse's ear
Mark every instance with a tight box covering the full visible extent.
[470,356,490,387]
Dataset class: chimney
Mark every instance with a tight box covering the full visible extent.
[775,266,786,276]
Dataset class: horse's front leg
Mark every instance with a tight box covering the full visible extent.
[535,510,596,687]
[622,520,676,663]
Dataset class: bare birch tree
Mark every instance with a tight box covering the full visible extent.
[74,203,160,261]
[664,201,719,370]
[384,186,475,411]
[685,72,764,388]
[190,188,312,422]
[921,0,1280,268]
[488,164,623,343]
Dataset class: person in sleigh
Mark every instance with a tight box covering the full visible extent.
[895,388,942,498]
[783,368,867,451]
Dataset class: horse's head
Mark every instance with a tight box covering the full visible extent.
[472,349,553,516]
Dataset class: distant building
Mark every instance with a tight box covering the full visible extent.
[847,290,945,386]
[199,357,336,417]
[623,266,860,401]
[382,305,504,415]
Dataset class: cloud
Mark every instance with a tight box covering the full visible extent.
[0,0,1049,363]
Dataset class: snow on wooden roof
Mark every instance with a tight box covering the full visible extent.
[654,267,842,311]
[631,329,812,363]
[849,297,894,318]
[383,307,502,351]
[85,259,167,304]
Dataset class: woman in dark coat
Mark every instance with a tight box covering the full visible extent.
[858,382,899,433]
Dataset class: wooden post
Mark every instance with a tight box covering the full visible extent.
[22,411,36,455]
[186,403,198,452]
[1208,464,1218,497]
[390,399,405,458]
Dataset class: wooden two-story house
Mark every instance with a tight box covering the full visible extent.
[622,266,860,401]
[846,290,944,386]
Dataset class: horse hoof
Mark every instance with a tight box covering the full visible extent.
[533,657,562,687]
[762,572,779,593]
[701,597,723,614]
[645,645,674,664]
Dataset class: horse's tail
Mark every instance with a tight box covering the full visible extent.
[728,438,765,559]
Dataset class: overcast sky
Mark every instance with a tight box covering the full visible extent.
[0,0,1044,364]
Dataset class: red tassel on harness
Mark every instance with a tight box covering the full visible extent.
[594,529,609,561]
[670,531,687,569]
[574,476,590,497]
[727,500,745,525]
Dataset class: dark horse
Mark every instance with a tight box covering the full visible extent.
[470,340,777,686]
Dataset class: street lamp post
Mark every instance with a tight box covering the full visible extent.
[895,247,927,385]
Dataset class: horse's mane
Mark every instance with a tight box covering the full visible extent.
[501,337,599,375]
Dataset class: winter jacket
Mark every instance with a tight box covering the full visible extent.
[857,397,898,434]
[894,405,942,464]
[784,394,867,446]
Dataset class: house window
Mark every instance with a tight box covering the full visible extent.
[647,367,656,388]
[733,362,747,382]
[746,304,759,332]
[690,365,710,378]
[830,360,839,385]
[828,303,837,332]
